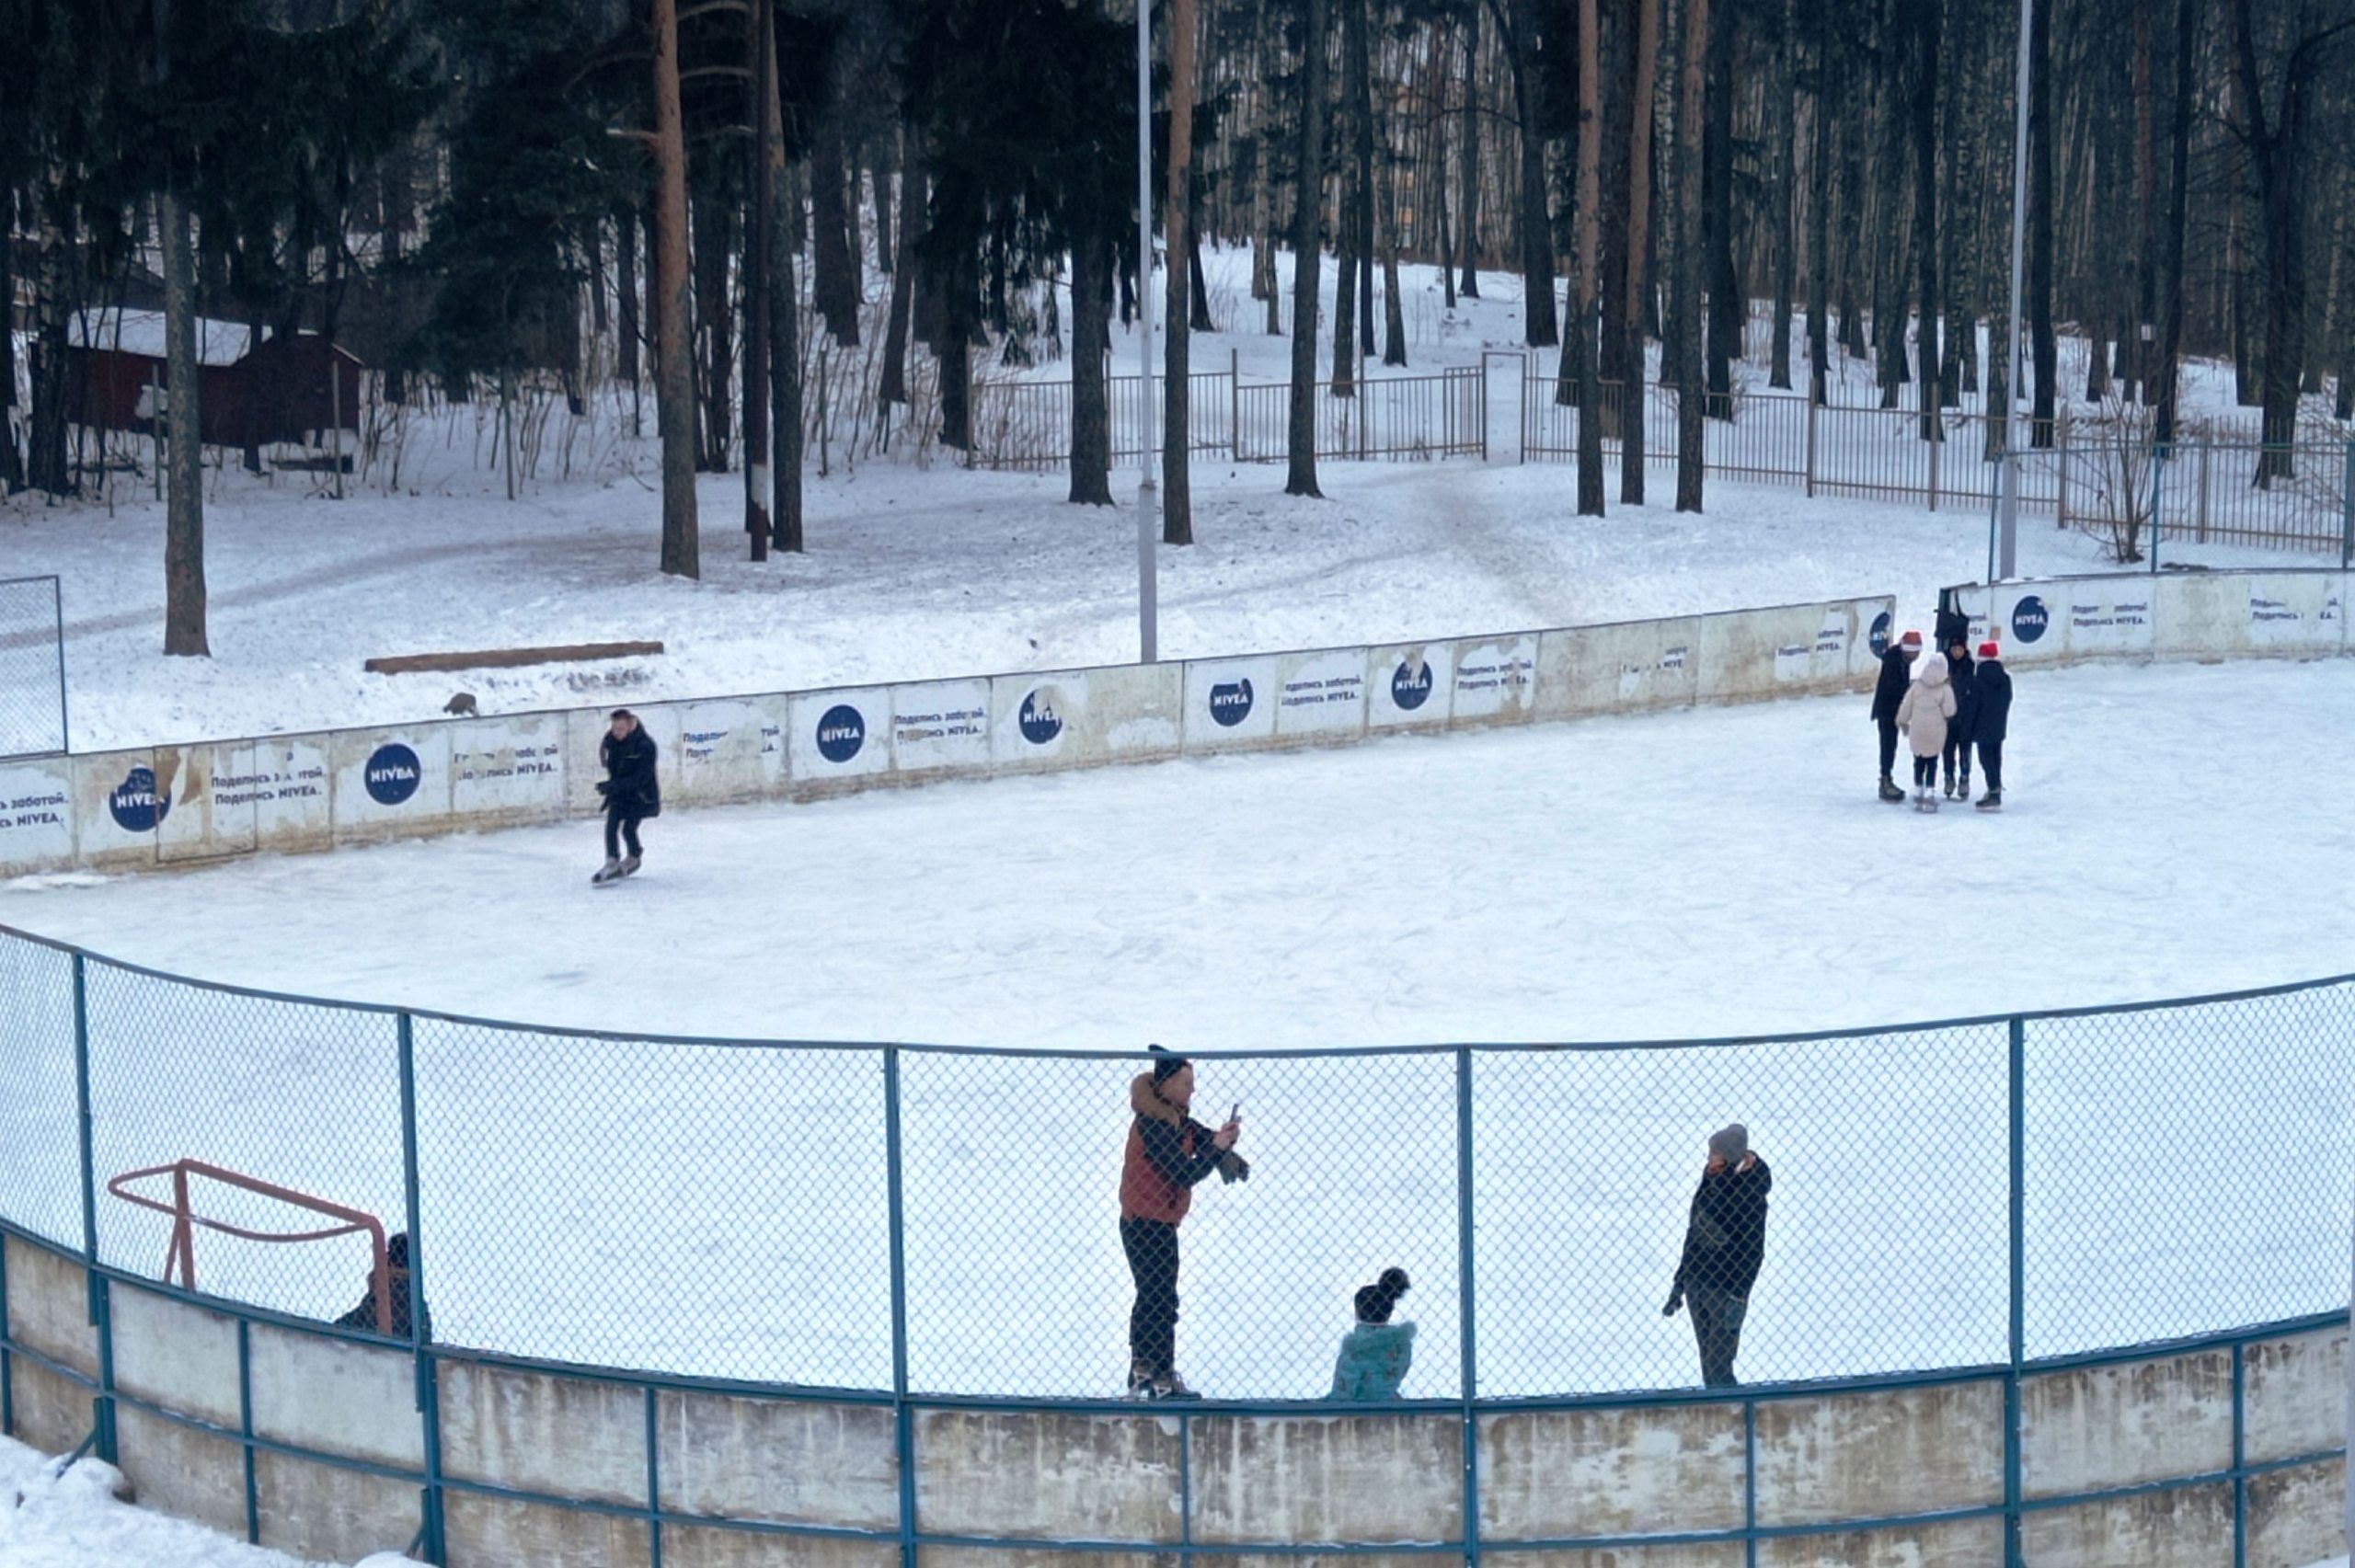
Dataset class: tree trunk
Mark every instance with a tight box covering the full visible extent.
[2028,0,2054,442]
[1623,0,1658,501]
[1250,0,1276,304]
[1459,2,1482,297]
[1701,1,1735,418]
[880,126,921,412]
[1070,234,1113,504]
[2230,0,2315,485]
[870,135,894,276]
[617,206,641,394]
[1673,0,1707,511]
[1505,0,1558,346]
[161,193,208,657]
[693,190,734,471]
[1767,0,1796,390]
[1334,0,1365,395]
[744,0,774,559]
[28,189,70,497]
[812,129,859,347]
[1353,0,1375,354]
[1379,92,1407,366]
[1287,0,1331,497]
[651,0,700,578]
[1574,0,1604,514]
[0,189,20,493]
[1437,31,1458,314]
[1165,0,1198,541]
[764,25,802,554]
[2131,4,2155,400]
[1806,7,1829,406]
[1911,0,1939,441]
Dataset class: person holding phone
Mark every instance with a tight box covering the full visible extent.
[1119,1046,1249,1399]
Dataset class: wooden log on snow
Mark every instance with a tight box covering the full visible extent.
[363,641,665,676]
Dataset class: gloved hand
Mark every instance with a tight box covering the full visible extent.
[1662,1289,1683,1318]
[1219,1153,1251,1184]
[594,780,610,795]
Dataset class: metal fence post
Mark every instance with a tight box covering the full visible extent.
[1,1215,13,1437]
[1230,347,1240,463]
[52,578,70,756]
[2231,1338,2247,1568]
[396,1013,445,1564]
[2340,441,2353,568]
[1805,395,1818,498]
[2005,1013,2026,1568]
[1928,420,1941,513]
[2198,439,2212,543]
[885,1047,916,1568]
[2054,408,2071,530]
[1455,1047,1480,1568]
[71,952,115,1464]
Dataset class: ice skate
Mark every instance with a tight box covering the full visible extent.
[1976,790,2003,812]
[1942,775,1956,799]
[591,857,622,886]
[616,853,642,880]
[1878,777,1906,804]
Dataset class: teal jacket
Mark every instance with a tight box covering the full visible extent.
[1328,1321,1417,1402]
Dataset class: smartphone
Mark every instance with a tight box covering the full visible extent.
[1230,1102,1241,1121]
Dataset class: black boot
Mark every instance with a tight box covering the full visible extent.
[1878,777,1906,803]
[1976,789,2003,812]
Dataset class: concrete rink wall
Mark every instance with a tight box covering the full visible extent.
[0,595,1897,882]
[0,1227,2342,1565]
[1944,567,2349,668]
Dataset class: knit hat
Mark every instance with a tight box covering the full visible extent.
[1147,1044,1191,1085]
[1900,629,1923,647]
[1978,640,2000,660]
[1708,1124,1750,1162]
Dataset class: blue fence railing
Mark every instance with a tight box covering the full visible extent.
[0,919,2349,1565]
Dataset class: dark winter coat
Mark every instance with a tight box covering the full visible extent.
[1870,647,1914,722]
[1672,1156,1773,1300]
[331,1268,424,1339]
[1120,1074,1249,1224]
[1947,652,1979,743]
[1974,660,2013,744]
[599,726,661,818]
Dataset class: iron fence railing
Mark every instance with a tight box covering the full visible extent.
[0,576,68,760]
[0,920,2348,1563]
[0,921,2347,1399]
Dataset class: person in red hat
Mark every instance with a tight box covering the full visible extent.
[1868,629,1924,802]
[1972,642,2012,809]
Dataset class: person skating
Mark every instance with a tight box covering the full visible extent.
[1120,1047,1247,1399]
[1894,653,1956,811]
[1942,636,1978,800]
[1328,1268,1416,1402]
[1973,641,2012,810]
[593,709,661,884]
[1662,1125,1772,1389]
[1870,629,1923,802]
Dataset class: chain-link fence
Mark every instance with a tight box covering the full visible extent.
[0,922,2347,1404]
[0,576,68,759]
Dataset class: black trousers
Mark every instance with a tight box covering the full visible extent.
[1942,733,1971,784]
[1120,1218,1180,1379]
[1877,719,1900,780]
[1978,739,2005,794]
[603,808,644,860]
[1688,1282,1750,1388]
[1912,753,1937,788]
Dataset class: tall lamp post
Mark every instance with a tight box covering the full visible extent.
[1134,0,1159,663]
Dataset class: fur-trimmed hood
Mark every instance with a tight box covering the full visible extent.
[1131,1072,1190,1127]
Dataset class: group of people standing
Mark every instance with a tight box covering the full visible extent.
[1872,614,2016,812]
[1118,1049,1773,1399]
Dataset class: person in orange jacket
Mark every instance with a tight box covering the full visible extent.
[1119,1047,1247,1399]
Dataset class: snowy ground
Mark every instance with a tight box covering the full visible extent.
[9,236,2342,756]
[0,1436,356,1568]
[3,657,2350,1404]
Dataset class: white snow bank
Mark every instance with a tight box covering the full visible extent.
[0,1436,335,1566]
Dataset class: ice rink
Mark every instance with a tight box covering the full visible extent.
[4,655,2352,1402]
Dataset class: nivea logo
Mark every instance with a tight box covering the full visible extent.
[2011,595,2050,645]
[364,743,421,807]
[1868,612,1892,658]
[816,704,866,763]
[1208,678,1254,727]
[108,766,170,833]
[1018,689,1063,746]
[1392,659,1433,711]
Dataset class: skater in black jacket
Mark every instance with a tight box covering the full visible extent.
[1663,1125,1772,1388]
[595,709,661,883]
[1869,629,1923,802]
[1942,636,1978,799]
[1972,643,2012,810]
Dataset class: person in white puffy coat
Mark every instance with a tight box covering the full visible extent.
[1894,658,1956,808]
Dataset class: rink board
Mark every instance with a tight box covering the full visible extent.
[4,592,1938,880]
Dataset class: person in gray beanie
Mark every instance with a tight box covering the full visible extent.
[1663,1123,1772,1388]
